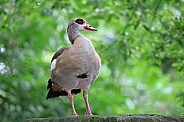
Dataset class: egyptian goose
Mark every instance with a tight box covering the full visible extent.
[46,18,101,117]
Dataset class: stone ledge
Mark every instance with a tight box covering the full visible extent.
[24,114,184,122]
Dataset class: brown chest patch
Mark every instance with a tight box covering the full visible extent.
[76,73,89,79]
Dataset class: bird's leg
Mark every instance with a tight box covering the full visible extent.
[68,91,78,117]
[83,90,93,115]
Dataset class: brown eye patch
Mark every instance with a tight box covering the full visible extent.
[75,18,85,25]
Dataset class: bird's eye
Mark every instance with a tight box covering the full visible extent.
[75,18,85,25]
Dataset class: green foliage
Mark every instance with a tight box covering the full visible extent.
[0,0,184,122]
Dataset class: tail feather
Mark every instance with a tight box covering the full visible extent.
[46,79,81,99]
[47,79,52,89]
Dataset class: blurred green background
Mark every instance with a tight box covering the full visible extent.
[0,0,184,121]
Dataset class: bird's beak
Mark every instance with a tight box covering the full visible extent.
[84,23,97,31]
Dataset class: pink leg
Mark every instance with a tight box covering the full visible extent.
[68,91,78,117]
[83,90,93,115]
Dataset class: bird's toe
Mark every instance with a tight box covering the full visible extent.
[72,113,79,117]
[85,111,93,116]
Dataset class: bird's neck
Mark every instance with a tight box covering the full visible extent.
[72,36,95,51]
[67,27,81,44]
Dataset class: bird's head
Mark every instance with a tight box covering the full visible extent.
[67,18,97,33]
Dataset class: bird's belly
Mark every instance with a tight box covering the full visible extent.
[52,53,100,91]
[53,69,97,91]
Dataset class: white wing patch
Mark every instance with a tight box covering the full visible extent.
[50,59,57,72]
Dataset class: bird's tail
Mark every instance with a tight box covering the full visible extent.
[46,79,81,99]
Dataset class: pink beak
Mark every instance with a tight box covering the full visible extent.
[84,23,97,31]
